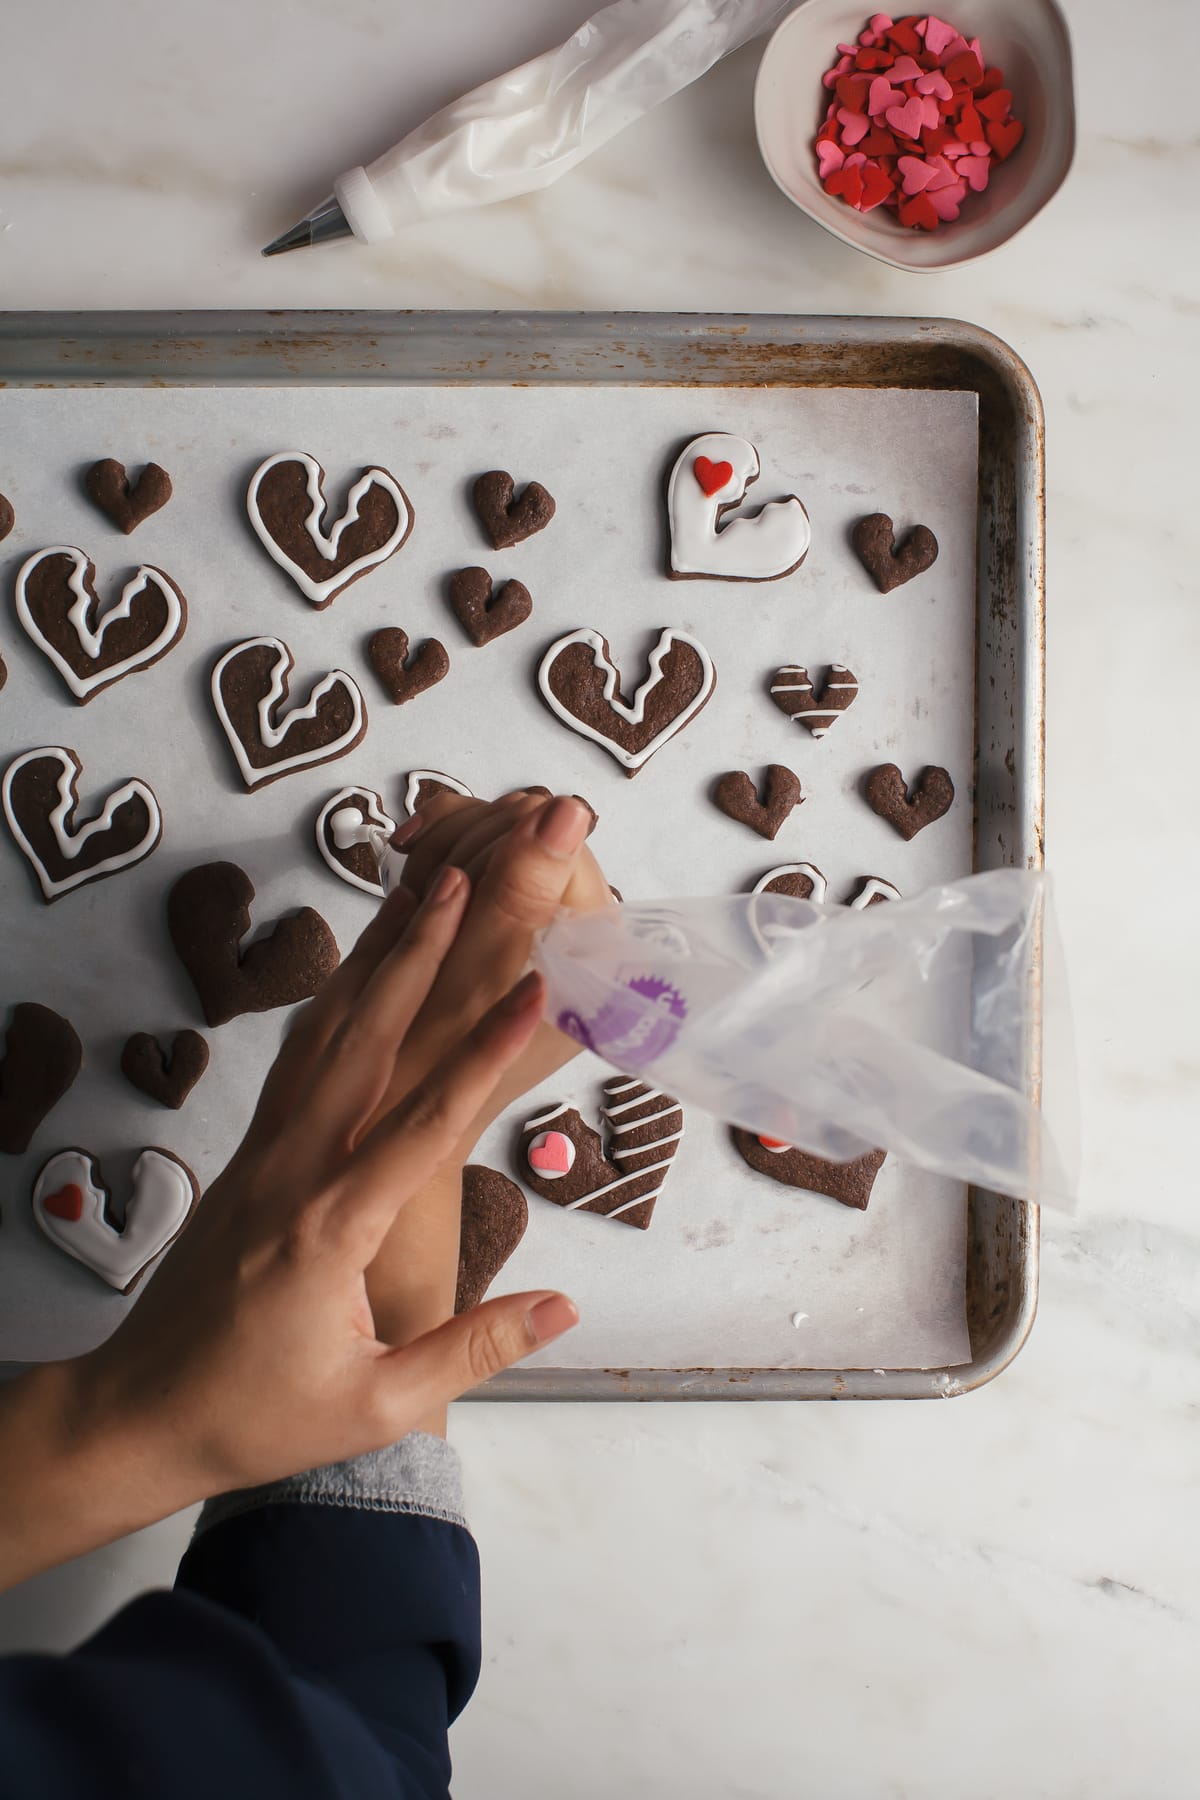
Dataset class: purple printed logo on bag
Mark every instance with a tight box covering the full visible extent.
[557,974,687,1069]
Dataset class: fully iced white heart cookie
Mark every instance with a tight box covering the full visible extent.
[666,433,811,581]
[33,1146,199,1292]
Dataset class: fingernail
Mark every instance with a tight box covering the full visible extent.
[527,1294,579,1344]
[499,969,542,1015]
[524,784,553,799]
[496,787,529,803]
[535,795,592,856]
[571,794,599,836]
[391,814,424,850]
[428,864,464,905]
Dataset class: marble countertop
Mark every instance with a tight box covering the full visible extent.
[1,1,1197,1793]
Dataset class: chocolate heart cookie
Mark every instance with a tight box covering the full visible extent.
[472,471,556,550]
[84,459,173,534]
[168,861,340,1027]
[538,627,715,778]
[752,866,900,907]
[769,664,858,737]
[516,1078,683,1231]
[367,629,449,704]
[0,1003,83,1154]
[447,567,533,646]
[16,546,187,703]
[865,763,954,839]
[731,1128,886,1210]
[0,493,14,541]
[455,1165,529,1314]
[852,513,939,592]
[315,787,397,895]
[247,451,414,607]
[211,636,366,790]
[33,1146,199,1292]
[714,765,803,840]
[120,1030,210,1110]
[402,770,474,816]
[2,746,162,903]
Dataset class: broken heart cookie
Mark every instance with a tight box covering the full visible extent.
[752,866,900,907]
[0,493,14,541]
[403,770,474,816]
[168,860,340,1027]
[865,763,954,839]
[246,451,413,607]
[447,566,533,646]
[455,1165,529,1314]
[2,746,162,903]
[16,546,187,703]
[538,627,715,778]
[517,1077,684,1231]
[120,1030,209,1110]
[84,459,173,534]
[714,765,803,840]
[315,786,397,895]
[0,1003,82,1154]
[472,471,555,551]
[667,433,811,581]
[769,664,858,738]
[731,1128,886,1211]
[33,1146,199,1292]
[852,513,939,592]
[367,628,449,705]
[211,636,366,789]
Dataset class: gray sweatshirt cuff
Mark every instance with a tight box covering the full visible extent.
[192,1433,466,1538]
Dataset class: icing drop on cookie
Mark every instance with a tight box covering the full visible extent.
[402,770,474,818]
[210,637,365,789]
[32,1148,194,1290]
[316,787,398,895]
[537,627,715,774]
[1,747,162,901]
[246,452,412,606]
[667,434,811,580]
[15,546,185,701]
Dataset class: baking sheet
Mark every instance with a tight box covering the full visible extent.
[0,380,976,1371]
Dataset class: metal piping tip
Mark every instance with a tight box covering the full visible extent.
[261,194,354,257]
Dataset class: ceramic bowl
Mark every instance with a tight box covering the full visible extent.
[754,0,1076,271]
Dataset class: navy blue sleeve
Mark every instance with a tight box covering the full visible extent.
[0,1506,481,1800]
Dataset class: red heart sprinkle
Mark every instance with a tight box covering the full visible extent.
[977,87,1013,121]
[956,104,983,141]
[985,116,1025,159]
[835,73,871,111]
[861,127,899,155]
[944,50,984,86]
[977,65,1006,94]
[920,123,955,154]
[43,1183,84,1222]
[886,21,921,52]
[826,163,866,207]
[898,190,939,230]
[693,456,733,497]
[855,47,892,69]
[859,161,895,209]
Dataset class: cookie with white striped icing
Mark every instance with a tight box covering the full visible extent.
[768,663,858,738]
[517,1078,683,1231]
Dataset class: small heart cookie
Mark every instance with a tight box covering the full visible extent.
[120,1030,210,1110]
[852,513,939,592]
[769,664,859,737]
[84,459,173,534]
[447,567,533,646]
[367,628,449,705]
[714,765,804,840]
[315,786,397,895]
[472,471,556,550]
[865,763,954,839]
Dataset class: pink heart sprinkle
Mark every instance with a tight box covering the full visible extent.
[969,139,991,156]
[869,12,893,32]
[885,97,926,138]
[897,153,938,194]
[816,139,846,179]
[958,154,991,192]
[938,34,970,67]
[867,76,903,116]
[844,151,867,167]
[924,153,958,191]
[929,181,967,221]
[918,94,941,130]
[915,69,953,99]
[943,139,969,159]
[822,52,854,89]
[921,15,959,56]
[858,29,878,46]
[890,54,922,81]
[529,1131,571,1174]
[837,108,870,145]
[837,40,858,54]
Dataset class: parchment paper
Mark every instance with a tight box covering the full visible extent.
[0,381,976,1371]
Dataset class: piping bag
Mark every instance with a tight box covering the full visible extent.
[368,822,1074,1210]
[263,0,793,254]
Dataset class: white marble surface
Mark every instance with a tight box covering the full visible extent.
[1,0,1198,1794]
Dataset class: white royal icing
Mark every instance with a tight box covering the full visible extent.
[537,628,715,773]
[402,770,474,818]
[770,664,858,738]
[33,1148,195,1290]
[211,637,365,789]
[850,877,902,908]
[526,1130,576,1181]
[246,452,412,606]
[522,1080,683,1221]
[667,433,811,580]
[15,546,185,701]
[752,863,829,905]
[315,787,398,895]
[1,747,162,901]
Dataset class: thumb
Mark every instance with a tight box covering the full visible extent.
[378,1290,578,1416]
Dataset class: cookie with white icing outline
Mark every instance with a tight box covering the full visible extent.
[455,1165,529,1314]
[247,452,414,608]
[16,546,187,704]
[768,664,858,738]
[211,636,366,790]
[120,1031,209,1110]
[731,1128,885,1210]
[315,786,397,895]
[168,860,340,1028]
[403,770,474,816]
[666,433,811,581]
[517,1078,684,1231]
[752,866,900,907]
[0,1003,82,1154]
[84,460,173,534]
[2,746,162,903]
[32,1145,199,1292]
[537,627,715,778]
